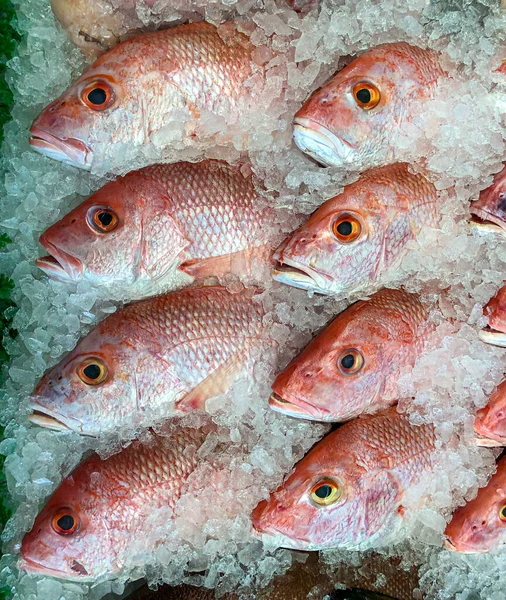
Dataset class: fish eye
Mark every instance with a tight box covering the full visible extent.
[87,207,119,233]
[81,80,114,111]
[338,349,364,376]
[332,214,362,243]
[500,505,506,521]
[52,508,79,536]
[310,478,342,506]
[353,82,380,110]
[77,358,108,385]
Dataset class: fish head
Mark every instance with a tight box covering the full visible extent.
[28,323,150,436]
[29,39,185,169]
[252,428,397,550]
[474,380,506,447]
[270,305,385,422]
[20,461,115,579]
[273,183,387,295]
[37,174,189,286]
[293,44,432,168]
[445,459,506,553]
[470,165,506,237]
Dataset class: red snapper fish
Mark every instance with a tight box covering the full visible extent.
[470,164,506,237]
[445,456,506,553]
[293,43,445,169]
[37,160,272,293]
[252,408,436,551]
[20,426,208,579]
[479,284,506,347]
[29,21,256,170]
[270,288,430,422]
[474,379,506,447]
[29,286,266,436]
[273,163,439,295]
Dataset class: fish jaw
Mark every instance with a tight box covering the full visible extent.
[293,118,354,167]
[29,126,92,170]
[478,327,506,347]
[470,207,506,237]
[27,401,91,436]
[37,234,84,282]
[18,555,94,581]
[272,249,333,295]
[269,392,330,421]
[443,538,484,554]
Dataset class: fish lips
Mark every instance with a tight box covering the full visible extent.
[29,126,93,170]
[269,392,330,421]
[470,206,506,237]
[272,248,333,295]
[18,555,93,580]
[27,400,93,436]
[293,117,354,167]
[443,536,486,554]
[474,418,506,447]
[37,234,84,283]
[478,326,506,348]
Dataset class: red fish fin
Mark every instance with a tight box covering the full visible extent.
[175,348,248,412]
[180,246,272,280]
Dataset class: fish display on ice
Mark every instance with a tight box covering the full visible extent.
[269,288,430,422]
[29,21,257,169]
[445,456,506,554]
[479,283,506,347]
[293,43,445,169]
[37,160,273,295]
[252,407,436,550]
[20,426,209,579]
[474,379,506,447]
[29,286,266,436]
[470,164,506,237]
[273,163,439,295]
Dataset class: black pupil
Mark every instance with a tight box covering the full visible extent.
[337,221,353,236]
[315,484,333,499]
[87,87,107,105]
[57,514,75,531]
[341,354,355,370]
[83,363,101,380]
[97,211,113,227]
[356,88,371,104]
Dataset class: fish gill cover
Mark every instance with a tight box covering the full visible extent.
[1,0,506,599]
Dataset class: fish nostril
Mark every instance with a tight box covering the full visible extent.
[472,525,478,531]
[304,372,312,379]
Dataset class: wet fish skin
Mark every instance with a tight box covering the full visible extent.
[28,286,265,436]
[445,456,506,553]
[20,426,208,579]
[269,288,430,422]
[470,165,506,237]
[479,284,506,347]
[36,160,272,292]
[29,22,255,169]
[252,408,436,551]
[273,163,439,296]
[474,380,506,447]
[293,43,444,169]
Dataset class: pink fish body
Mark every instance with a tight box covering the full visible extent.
[445,456,506,553]
[293,43,445,169]
[30,22,255,169]
[252,408,436,551]
[470,165,506,237]
[36,160,272,293]
[474,380,506,447]
[273,163,439,295]
[270,288,429,422]
[479,284,506,347]
[20,426,207,579]
[29,286,265,436]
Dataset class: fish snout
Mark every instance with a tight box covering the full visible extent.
[292,117,354,167]
[29,124,92,170]
[37,233,84,282]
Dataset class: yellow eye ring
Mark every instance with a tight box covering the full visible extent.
[87,207,119,233]
[310,478,342,506]
[499,505,506,522]
[80,80,115,111]
[332,214,362,243]
[338,349,364,376]
[52,508,80,536]
[353,82,381,110]
[77,358,108,386]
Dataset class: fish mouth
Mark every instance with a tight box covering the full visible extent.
[269,392,328,421]
[443,537,484,554]
[36,235,84,282]
[293,117,354,167]
[474,419,506,447]
[252,523,320,551]
[19,556,93,580]
[272,251,332,295]
[478,326,506,347]
[27,402,92,436]
[470,208,506,237]
[29,126,92,170]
